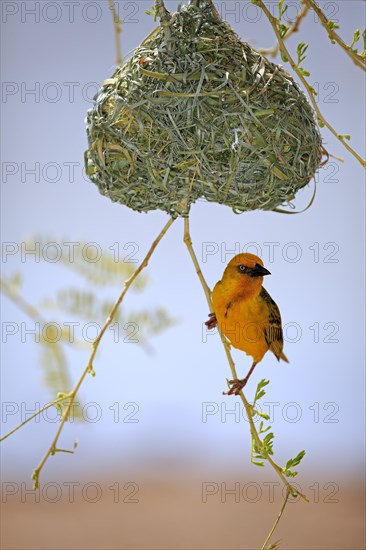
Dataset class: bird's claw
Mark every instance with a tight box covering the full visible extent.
[205,312,217,330]
[223,378,247,396]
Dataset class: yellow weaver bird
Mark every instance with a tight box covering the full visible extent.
[206,253,288,395]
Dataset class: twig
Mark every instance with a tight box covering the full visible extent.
[259,3,310,57]
[261,489,290,550]
[183,216,308,493]
[108,0,123,66]
[183,217,212,308]
[304,0,365,71]
[155,0,172,41]
[183,215,308,546]
[256,0,366,169]
[0,395,71,443]
[29,216,175,489]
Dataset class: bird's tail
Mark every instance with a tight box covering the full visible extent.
[279,351,289,363]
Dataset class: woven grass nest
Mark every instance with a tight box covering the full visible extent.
[85,0,323,217]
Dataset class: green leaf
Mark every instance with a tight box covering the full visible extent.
[252,460,265,467]
[297,41,308,55]
[257,379,270,392]
[278,0,288,19]
[291,449,306,467]
[298,67,311,77]
[327,20,340,31]
[263,432,275,455]
[263,432,274,445]
[278,22,289,38]
[256,411,270,420]
[260,425,271,434]
[283,450,306,478]
[284,470,298,478]
[284,450,305,470]
[145,6,158,21]
[351,29,361,48]
[296,41,309,65]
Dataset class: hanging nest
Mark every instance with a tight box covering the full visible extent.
[85,0,323,217]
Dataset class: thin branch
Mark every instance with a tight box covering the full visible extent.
[183,218,212,309]
[261,489,290,550]
[304,0,365,71]
[30,217,175,489]
[0,395,71,443]
[183,215,308,547]
[183,216,307,502]
[256,0,366,169]
[259,3,310,57]
[108,0,123,66]
[155,0,172,41]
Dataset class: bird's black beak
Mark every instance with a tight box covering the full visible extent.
[250,263,271,277]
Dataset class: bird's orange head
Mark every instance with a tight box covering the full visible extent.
[221,253,271,297]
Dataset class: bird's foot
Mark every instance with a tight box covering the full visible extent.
[223,378,247,396]
[205,312,217,330]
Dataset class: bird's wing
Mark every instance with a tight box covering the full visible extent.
[260,287,288,362]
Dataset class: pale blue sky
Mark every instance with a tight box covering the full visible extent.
[1,1,365,485]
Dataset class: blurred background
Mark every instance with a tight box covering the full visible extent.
[1,1,365,548]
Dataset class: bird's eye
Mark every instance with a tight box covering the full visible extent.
[238,265,247,272]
